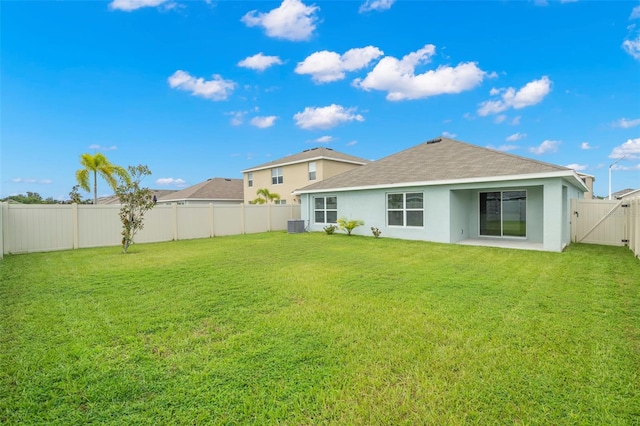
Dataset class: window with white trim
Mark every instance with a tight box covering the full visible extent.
[271,167,283,185]
[387,192,424,227]
[247,172,253,187]
[314,196,337,224]
[308,162,316,181]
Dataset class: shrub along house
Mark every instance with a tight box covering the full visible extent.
[294,137,588,252]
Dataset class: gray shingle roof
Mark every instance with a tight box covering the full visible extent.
[158,177,243,201]
[296,137,577,192]
[612,188,639,199]
[98,189,177,204]
[242,147,370,172]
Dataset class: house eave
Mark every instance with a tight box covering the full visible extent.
[158,198,243,203]
[241,156,368,173]
[294,170,588,195]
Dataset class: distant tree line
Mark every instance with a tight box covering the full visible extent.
[1,191,69,204]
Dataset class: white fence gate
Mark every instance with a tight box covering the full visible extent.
[571,197,640,258]
[0,203,302,257]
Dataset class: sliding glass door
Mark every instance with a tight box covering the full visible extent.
[479,190,526,237]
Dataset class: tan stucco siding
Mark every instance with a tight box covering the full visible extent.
[320,160,364,181]
[243,159,365,204]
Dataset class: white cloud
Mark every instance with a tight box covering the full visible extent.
[227,111,247,126]
[506,132,526,142]
[478,76,552,116]
[494,115,507,124]
[109,0,171,11]
[11,177,53,184]
[610,138,640,159]
[315,135,334,143]
[296,46,383,83]
[487,144,518,152]
[250,116,278,128]
[353,44,486,101]
[241,0,319,41]
[511,116,521,125]
[529,139,560,155]
[631,5,640,19]
[156,178,187,186]
[168,70,235,101]
[238,53,284,71]
[613,117,640,128]
[442,131,456,138]
[346,140,358,146]
[566,163,587,171]
[615,163,640,171]
[580,142,594,150]
[359,0,395,13]
[293,104,364,130]
[622,34,640,60]
[88,144,118,151]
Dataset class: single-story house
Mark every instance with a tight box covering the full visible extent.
[612,188,640,200]
[157,177,243,205]
[98,189,177,205]
[294,137,588,252]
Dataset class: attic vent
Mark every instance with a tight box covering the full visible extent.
[326,148,334,151]
[225,178,231,181]
[426,138,442,144]
[303,149,310,152]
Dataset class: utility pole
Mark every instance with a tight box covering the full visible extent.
[608,156,626,200]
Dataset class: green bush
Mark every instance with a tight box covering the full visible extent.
[337,217,364,236]
[323,224,337,235]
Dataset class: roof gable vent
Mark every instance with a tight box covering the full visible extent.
[426,138,442,145]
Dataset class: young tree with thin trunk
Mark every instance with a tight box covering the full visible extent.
[252,188,281,204]
[75,153,129,204]
[115,165,155,254]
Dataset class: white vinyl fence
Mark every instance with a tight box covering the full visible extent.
[571,197,640,258]
[0,203,302,257]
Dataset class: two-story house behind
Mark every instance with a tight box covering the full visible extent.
[241,147,370,204]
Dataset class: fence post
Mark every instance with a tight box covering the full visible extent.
[571,199,577,243]
[209,203,215,238]
[633,198,639,258]
[0,202,5,259]
[241,203,246,234]
[172,203,178,241]
[72,203,79,249]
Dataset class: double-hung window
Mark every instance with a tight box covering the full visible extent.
[314,196,337,224]
[271,167,283,185]
[308,162,316,181]
[479,190,526,237]
[247,172,253,187]
[387,192,424,227]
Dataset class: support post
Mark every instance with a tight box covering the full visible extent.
[72,203,79,249]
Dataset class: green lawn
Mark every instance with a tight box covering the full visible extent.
[1,233,639,424]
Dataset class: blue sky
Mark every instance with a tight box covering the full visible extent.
[2,0,640,200]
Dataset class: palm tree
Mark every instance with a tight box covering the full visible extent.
[252,188,281,204]
[75,153,130,204]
